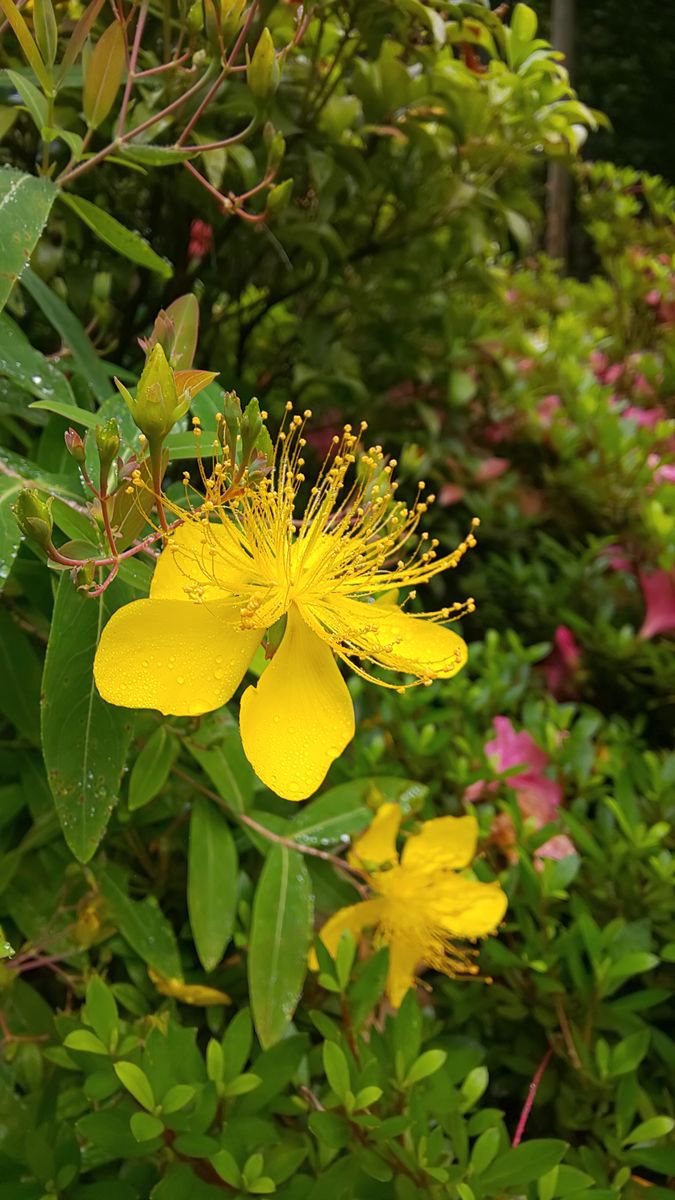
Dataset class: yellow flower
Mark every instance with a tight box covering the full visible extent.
[311,804,507,1006]
[94,411,476,801]
[148,968,230,1006]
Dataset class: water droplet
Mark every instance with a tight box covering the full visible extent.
[177,675,185,685]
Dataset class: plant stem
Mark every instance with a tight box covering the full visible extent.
[512,1047,553,1146]
[172,765,370,895]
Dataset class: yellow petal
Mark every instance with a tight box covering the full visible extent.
[309,597,467,680]
[151,519,257,601]
[386,935,422,1007]
[401,815,478,873]
[349,802,402,870]
[432,876,508,938]
[149,969,230,1006]
[309,898,384,970]
[239,605,355,801]
[94,598,261,716]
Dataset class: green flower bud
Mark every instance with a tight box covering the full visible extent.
[95,418,121,476]
[221,0,246,44]
[117,345,188,445]
[13,489,54,551]
[247,28,279,100]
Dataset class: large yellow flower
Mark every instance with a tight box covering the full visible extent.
[94,412,476,801]
[311,803,507,1006]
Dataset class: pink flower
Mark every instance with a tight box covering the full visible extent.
[188,219,214,263]
[536,834,576,861]
[541,625,582,699]
[604,363,624,387]
[475,456,510,483]
[590,349,609,380]
[646,289,661,307]
[638,569,675,639]
[485,716,562,825]
[655,463,675,484]
[622,404,666,427]
[537,394,561,427]
[602,544,633,572]
[438,482,464,507]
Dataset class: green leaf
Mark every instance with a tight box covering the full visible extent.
[100,873,182,979]
[28,399,98,426]
[623,1116,675,1145]
[161,1084,195,1114]
[130,1111,164,1142]
[0,311,74,405]
[59,193,172,278]
[211,1149,242,1187]
[114,1061,155,1111]
[0,168,57,311]
[248,846,314,1047]
[0,608,41,741]
[404,1048,447,1087]
[120,143,200,167]
[64,1029,109,1054]
[186,711,253,813]
[476,1140,568,1190]
[188,798,238,972]
[291,776,425,846]
[85,975,118,1051]
[323,1041,350,1101]
[41,574,135,861]
[0,0,50,89]
[83,20,125,130]
[5,69,48,130]
[128,726,175,811]
[21,267,111,402]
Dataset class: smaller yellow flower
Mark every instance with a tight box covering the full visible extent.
[148,968,230,1006]
[311,804,507,1006]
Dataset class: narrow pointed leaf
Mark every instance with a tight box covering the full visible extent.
[41,574,135,860]
[248,846,314,1047]
[83,20,125,130]
[60,193,172,278]
[22,268,111,401]
[0,168,57,311]
[188,798,238,972]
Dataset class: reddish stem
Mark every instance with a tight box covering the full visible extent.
[512,1048,553,1147]
[116,0,149,137]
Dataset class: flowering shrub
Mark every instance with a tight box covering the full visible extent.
[0,2,673,1197]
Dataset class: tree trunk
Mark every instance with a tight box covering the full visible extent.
[546,0,575,263]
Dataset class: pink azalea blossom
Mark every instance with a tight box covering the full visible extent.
[536,834,576,861]
[622,404,666,427]
[542,625,582,699]
[438,482,465,507]
[655,463,675,484]
[485,716,562,825]
[638,569,675,639]
[602,544,633,572]
[475,456,510,483]
[536,394,561,427]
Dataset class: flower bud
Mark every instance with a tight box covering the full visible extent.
[221,0,246,44]
[64,427,86,464]
[13,489,54,551]
[95,418,121,476]
[116,344,188,445]
[247,28,279,100]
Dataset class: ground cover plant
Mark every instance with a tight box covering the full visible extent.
[0,2,673,1198]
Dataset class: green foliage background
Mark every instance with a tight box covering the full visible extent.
[0,2,674,1198]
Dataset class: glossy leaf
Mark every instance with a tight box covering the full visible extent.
[188,798,238,972]
[0,474,24,590]
[21,267,111,402]
[476,1140,568,1191]
[100,873,183,979]
[83,20,126,130]
[41,574,135,860]
[248,846,314,1048]
[0,609,42,741]
[5,69,48,131]
[0,169,57,311]
[60,194,172,278]
[0,0,50,89]
[186,712,254,813]
[128,726,175,811]
[0,312,74,405]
